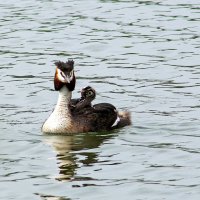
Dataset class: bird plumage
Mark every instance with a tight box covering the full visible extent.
[42,60,131,134]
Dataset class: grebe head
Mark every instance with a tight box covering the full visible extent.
[81,86,96,101]
[54,60,76,91]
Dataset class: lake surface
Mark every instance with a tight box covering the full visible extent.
[0,0,200,199]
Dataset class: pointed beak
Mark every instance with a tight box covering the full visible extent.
[65,75,71,83]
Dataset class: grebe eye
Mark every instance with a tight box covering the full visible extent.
[60,71,65,78]
[87,91,93,97]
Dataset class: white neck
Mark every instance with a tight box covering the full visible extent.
[55,86,72,113]
[42,86,73,134]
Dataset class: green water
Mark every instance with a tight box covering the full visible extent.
[0,0,200,199]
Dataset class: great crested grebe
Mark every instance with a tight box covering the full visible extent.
[42,60,131,134]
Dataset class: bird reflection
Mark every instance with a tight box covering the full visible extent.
[36,193,71,200]
[44,132,115,181]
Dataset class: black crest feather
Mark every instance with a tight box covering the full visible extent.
[55,60,74,71]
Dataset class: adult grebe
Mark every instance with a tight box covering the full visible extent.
[42,60,131,134]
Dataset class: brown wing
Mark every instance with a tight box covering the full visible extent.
[72,103,118,132]
[93,103,117,130]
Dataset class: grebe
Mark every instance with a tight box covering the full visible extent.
[42,60,131,134]
[70,86,96,111]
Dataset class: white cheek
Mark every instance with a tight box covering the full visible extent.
[69,70,74,81]
[57,70,66,83]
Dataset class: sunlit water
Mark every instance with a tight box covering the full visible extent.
[0,0,200,199]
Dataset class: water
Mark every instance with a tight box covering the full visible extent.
[0,0,200,199]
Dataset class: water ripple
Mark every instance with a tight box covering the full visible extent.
[1,0,200,199]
